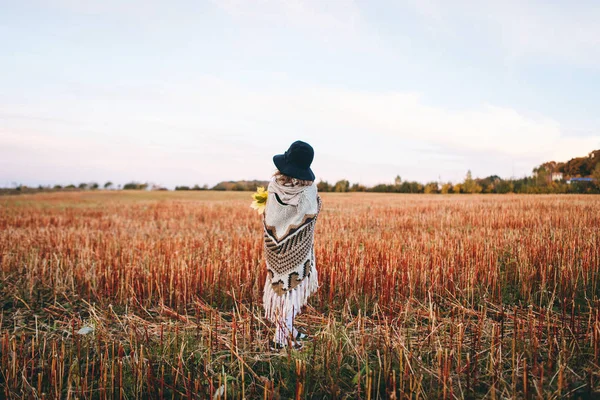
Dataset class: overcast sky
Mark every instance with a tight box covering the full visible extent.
[1,0,600,188]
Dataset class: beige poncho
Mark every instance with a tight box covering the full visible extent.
[262,178,321,322]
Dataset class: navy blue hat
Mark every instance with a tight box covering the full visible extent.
[273,140,315,181]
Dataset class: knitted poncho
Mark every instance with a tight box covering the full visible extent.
[262,179,321,322]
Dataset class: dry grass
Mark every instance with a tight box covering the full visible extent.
[1,191,599,399]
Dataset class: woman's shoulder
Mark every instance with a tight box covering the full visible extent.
[295,183,315,199]
[305,181,317,193]
[299,184,319,207]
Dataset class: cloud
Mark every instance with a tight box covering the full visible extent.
[400,0,600,67]
[28,0,600,68]
[213,0,362,31]
[208,0,392,53]
[211,0,600,67]
[147,78,597,162]
[491,1,600,66]
[2,76,598,186]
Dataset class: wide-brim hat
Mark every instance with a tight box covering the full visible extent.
[273,140,315,181]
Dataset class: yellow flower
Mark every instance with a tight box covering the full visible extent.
[250,186,268,215]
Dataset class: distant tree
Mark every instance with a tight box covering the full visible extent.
[593,163,600,189]
[190,184,209,191]
[512,177,530,194]
[569,180,596,194]
[589,150,600,178]
[537,161,559,175]
[440,182,453,194]
[65,184,76,189]
[476,175,501,193]
[452,183,462,194]
[53,184,63,190]
[394,175,402,186]
[424,182,439,194]
[90,182,99,190]
[563,156,590,177]
[212,182,232,190]
[398,182,410,193]
[317,180,331,192]
[123,182,148,190]
[533,165,551,186]
[349,182,367,192]
[398,181,423,193]
[333,180,350,192]
[211,180,268,191]
[175,186,190,191]
[495,179,514,194]
[370,183,392,192]
[104,181,113,189]
[78,183,88,190]
[462,170,482,194]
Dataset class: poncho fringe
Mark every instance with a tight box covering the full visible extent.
[262,258,319,322]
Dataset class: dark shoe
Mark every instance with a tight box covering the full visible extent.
[270,342,285,351]
[270,341,304,351]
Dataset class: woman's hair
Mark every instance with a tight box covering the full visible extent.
[273,170,313,187]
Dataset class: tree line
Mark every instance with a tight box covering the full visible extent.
[4,150,599,195]
[317,169,600,194]
[318,150,600,194]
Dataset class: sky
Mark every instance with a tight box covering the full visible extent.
[1,0,600,188]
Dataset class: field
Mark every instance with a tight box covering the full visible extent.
[1,191,600,399]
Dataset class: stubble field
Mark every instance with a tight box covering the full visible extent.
[1,191,600,399]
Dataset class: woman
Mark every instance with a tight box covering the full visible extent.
[262,140,321,350]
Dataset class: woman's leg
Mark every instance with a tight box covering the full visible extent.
[287,309,299,339]
[273,308,299,344]
[273,309,287,344]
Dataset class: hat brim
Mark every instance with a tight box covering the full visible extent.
[273,154,316,181]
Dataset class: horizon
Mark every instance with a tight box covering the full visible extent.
[2,1,600,189]
[3,158,594,191]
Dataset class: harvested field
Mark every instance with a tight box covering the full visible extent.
[1,191,599,398]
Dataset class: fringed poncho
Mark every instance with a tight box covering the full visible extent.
[262,179,321,322]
